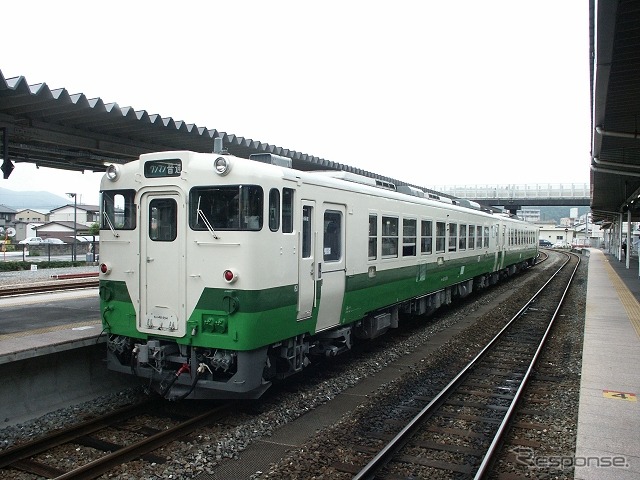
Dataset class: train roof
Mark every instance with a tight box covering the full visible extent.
[104,151,534,226]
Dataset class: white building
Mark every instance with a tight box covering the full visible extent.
[48,204,100,226]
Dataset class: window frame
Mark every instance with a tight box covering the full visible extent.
[323,210,342,262]
[101,189,137,231]
[368,213,378,261]
[149,198,177,242]
[402,217,417,257]
[421,219,433,255]
[382,215,399,258]
[189,184,264,231]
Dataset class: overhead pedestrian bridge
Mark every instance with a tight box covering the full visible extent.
[430,184,590,213]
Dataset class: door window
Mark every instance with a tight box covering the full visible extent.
[323,210,342,262]
[302,205,312,258]
[149,198,177,241]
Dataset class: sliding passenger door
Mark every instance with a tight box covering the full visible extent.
[297,200,315,320]
[315,203,346,332]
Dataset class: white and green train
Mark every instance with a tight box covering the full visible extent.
[99,151,538,400]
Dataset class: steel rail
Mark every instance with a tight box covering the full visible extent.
[473,252,580,479]
[0,402,151,469]
[1,400,233,480]
[0,279,98,297]
[353,252,578,480]
[54,403,232,480]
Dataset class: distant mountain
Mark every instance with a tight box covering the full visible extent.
[0,187,69,211]
[536,206,590,223]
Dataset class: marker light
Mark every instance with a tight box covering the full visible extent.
[214,157,232,176]
[223,269,238,283]
[106,164,120,181]
[100,263,111,274]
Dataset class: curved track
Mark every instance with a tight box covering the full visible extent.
[352,251,579,479]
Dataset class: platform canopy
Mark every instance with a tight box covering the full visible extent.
[0,69,406,188]
[590,0,640,222]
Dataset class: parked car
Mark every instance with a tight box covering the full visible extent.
[43,238,65,244]
[18,236,44,245]
[539,239,552,247]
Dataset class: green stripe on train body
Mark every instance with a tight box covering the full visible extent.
[101,250,535,351]
[342,254,498,322]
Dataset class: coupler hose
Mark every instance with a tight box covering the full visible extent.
[172,363,213,402]
[159,362,191,399]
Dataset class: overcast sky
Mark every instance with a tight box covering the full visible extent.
[2,1,590,206]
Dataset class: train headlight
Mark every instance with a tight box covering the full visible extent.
[106,164,120,181]
[214,157,232,176]
[223,269,238,283]
[100,262,112,275]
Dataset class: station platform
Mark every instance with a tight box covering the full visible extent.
[575,248,640,479]
[0,320,103,365]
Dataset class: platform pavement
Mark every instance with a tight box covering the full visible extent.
[574,248,640,479]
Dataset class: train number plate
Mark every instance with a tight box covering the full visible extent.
[146,310,178,330]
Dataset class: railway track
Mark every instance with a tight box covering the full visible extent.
[0,274,98,297]
[0,399,233,479]
[350,251,579,479]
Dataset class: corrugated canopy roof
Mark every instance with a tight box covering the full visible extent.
[590,0,640,222]
[0,69,416,190]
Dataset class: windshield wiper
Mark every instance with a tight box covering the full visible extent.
[197,196,219,239]
[102,211,120,238]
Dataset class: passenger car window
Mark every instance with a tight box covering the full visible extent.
[403,218,417,256]
[435,221,446,253]
[459,224,467,250]
[449,223,458,252]
[369,214,378,260]
[382,216,399,258]
[269,188,280,232]
[421,220,433,254]
[282,188,294,233]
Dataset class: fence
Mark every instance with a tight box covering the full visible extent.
[1,241,99,263]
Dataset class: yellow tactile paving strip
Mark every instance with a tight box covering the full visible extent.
[0,321,101,342]
[603,258,640,339]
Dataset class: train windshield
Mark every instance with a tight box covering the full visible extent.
[101,189,136,230]
[189,185,263,231]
